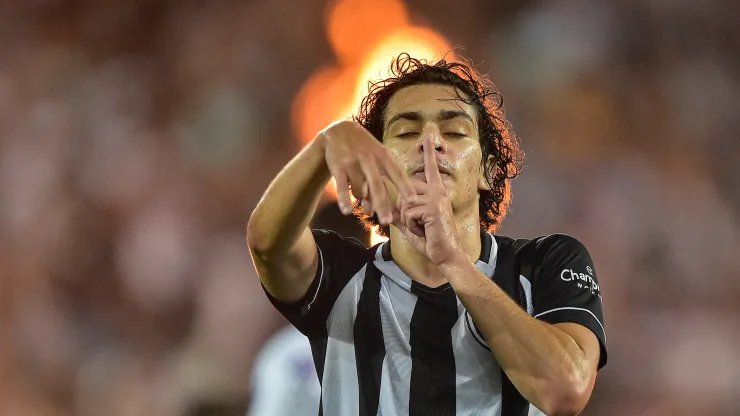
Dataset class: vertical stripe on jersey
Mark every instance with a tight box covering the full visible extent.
[322,271,366,416]
[452,234,503,415]
[501,371,529,416]
[453,308,504,415]
[354,264,385,416]
[492,237,530,416]
[310,336,328,416]
[409,284,458,416]
[377,270,418,415]
[518,275,534,315]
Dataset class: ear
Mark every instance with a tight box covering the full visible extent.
[478,154,495,191]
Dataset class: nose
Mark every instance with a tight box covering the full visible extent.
[417,132,447,154]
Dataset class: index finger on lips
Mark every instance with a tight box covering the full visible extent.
[423,135,443,186]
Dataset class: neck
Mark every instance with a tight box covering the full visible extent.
[389,211,482,288]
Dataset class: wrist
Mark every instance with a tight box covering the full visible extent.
[310,132,332,181]
[314,130,328,151]
[436,248,474,277]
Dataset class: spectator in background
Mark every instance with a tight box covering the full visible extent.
[247,325,320,416]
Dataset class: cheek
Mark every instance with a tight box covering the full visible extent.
[448,145,483,197]
[387,144,413,166]
[453,145,482,176]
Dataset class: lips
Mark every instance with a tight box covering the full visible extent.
[411,165,452,181]
[412,165,452,176]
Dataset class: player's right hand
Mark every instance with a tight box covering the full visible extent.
[319,120,415,225]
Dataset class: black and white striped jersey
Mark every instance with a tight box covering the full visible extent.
[264,228,607,416]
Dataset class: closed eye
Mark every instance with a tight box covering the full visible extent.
[444,132,467,138]
[397,132,419,138]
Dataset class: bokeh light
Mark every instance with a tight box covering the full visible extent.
[293,4,452,209]
[326,0,410,65]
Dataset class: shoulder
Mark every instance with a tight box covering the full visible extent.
[524,234,600,290]
[312,228,368,250]
[530,233,590,255]
[311,228,374,258]
[498,233,590,257]
[310,228,377,281]
[495,233,595,276]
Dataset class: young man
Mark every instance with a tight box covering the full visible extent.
[247,54,607,416]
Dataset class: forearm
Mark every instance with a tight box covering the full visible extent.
[439,255,590,414]
[247,134,331,256]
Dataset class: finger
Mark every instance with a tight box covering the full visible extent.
[390,200,404,231]
[423,134,443,186]
[396,188,404,210]
[400,180,434,200]
[410,222,424,237]
[334,171,352,215]
[382,175,414,208]
[379,151,415,199]
[402,193,431,209]
[389,176,424,194]
[359,158,392,224]
[392,197,408,233]
[404,206,426,237]
[391,205,402,225]
[391,214,407,234]
[396,195,408,229]
[346,167,367,201]
[358,182,369,202]
[361,198,373,217]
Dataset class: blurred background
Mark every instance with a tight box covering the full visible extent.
[1,0,739,415]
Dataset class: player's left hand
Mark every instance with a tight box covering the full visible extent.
[392,135,464,265]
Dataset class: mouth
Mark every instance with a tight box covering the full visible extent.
[411,165,453,180]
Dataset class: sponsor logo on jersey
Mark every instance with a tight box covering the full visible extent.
[561,268,600,295]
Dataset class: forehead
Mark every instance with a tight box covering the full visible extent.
[384,84,476,125]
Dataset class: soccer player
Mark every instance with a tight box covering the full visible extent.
[247,54,607,416]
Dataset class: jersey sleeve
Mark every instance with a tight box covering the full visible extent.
[263,229,370,337]
[530,234,608,369]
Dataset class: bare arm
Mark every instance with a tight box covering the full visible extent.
[247,134,331,302]
[248,121,415,303]
[439,257,600,416]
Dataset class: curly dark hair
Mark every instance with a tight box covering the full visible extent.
[353,53,523,237]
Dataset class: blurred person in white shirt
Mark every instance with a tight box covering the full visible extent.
[247,325,320,416]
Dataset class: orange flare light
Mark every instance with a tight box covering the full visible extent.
[353,27,453,104]
[326,0,410,65]
[292,0,453,244]
[291,66,355,147]
[369,226,388,246]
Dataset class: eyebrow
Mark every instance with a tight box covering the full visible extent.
[386,109,474,129]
